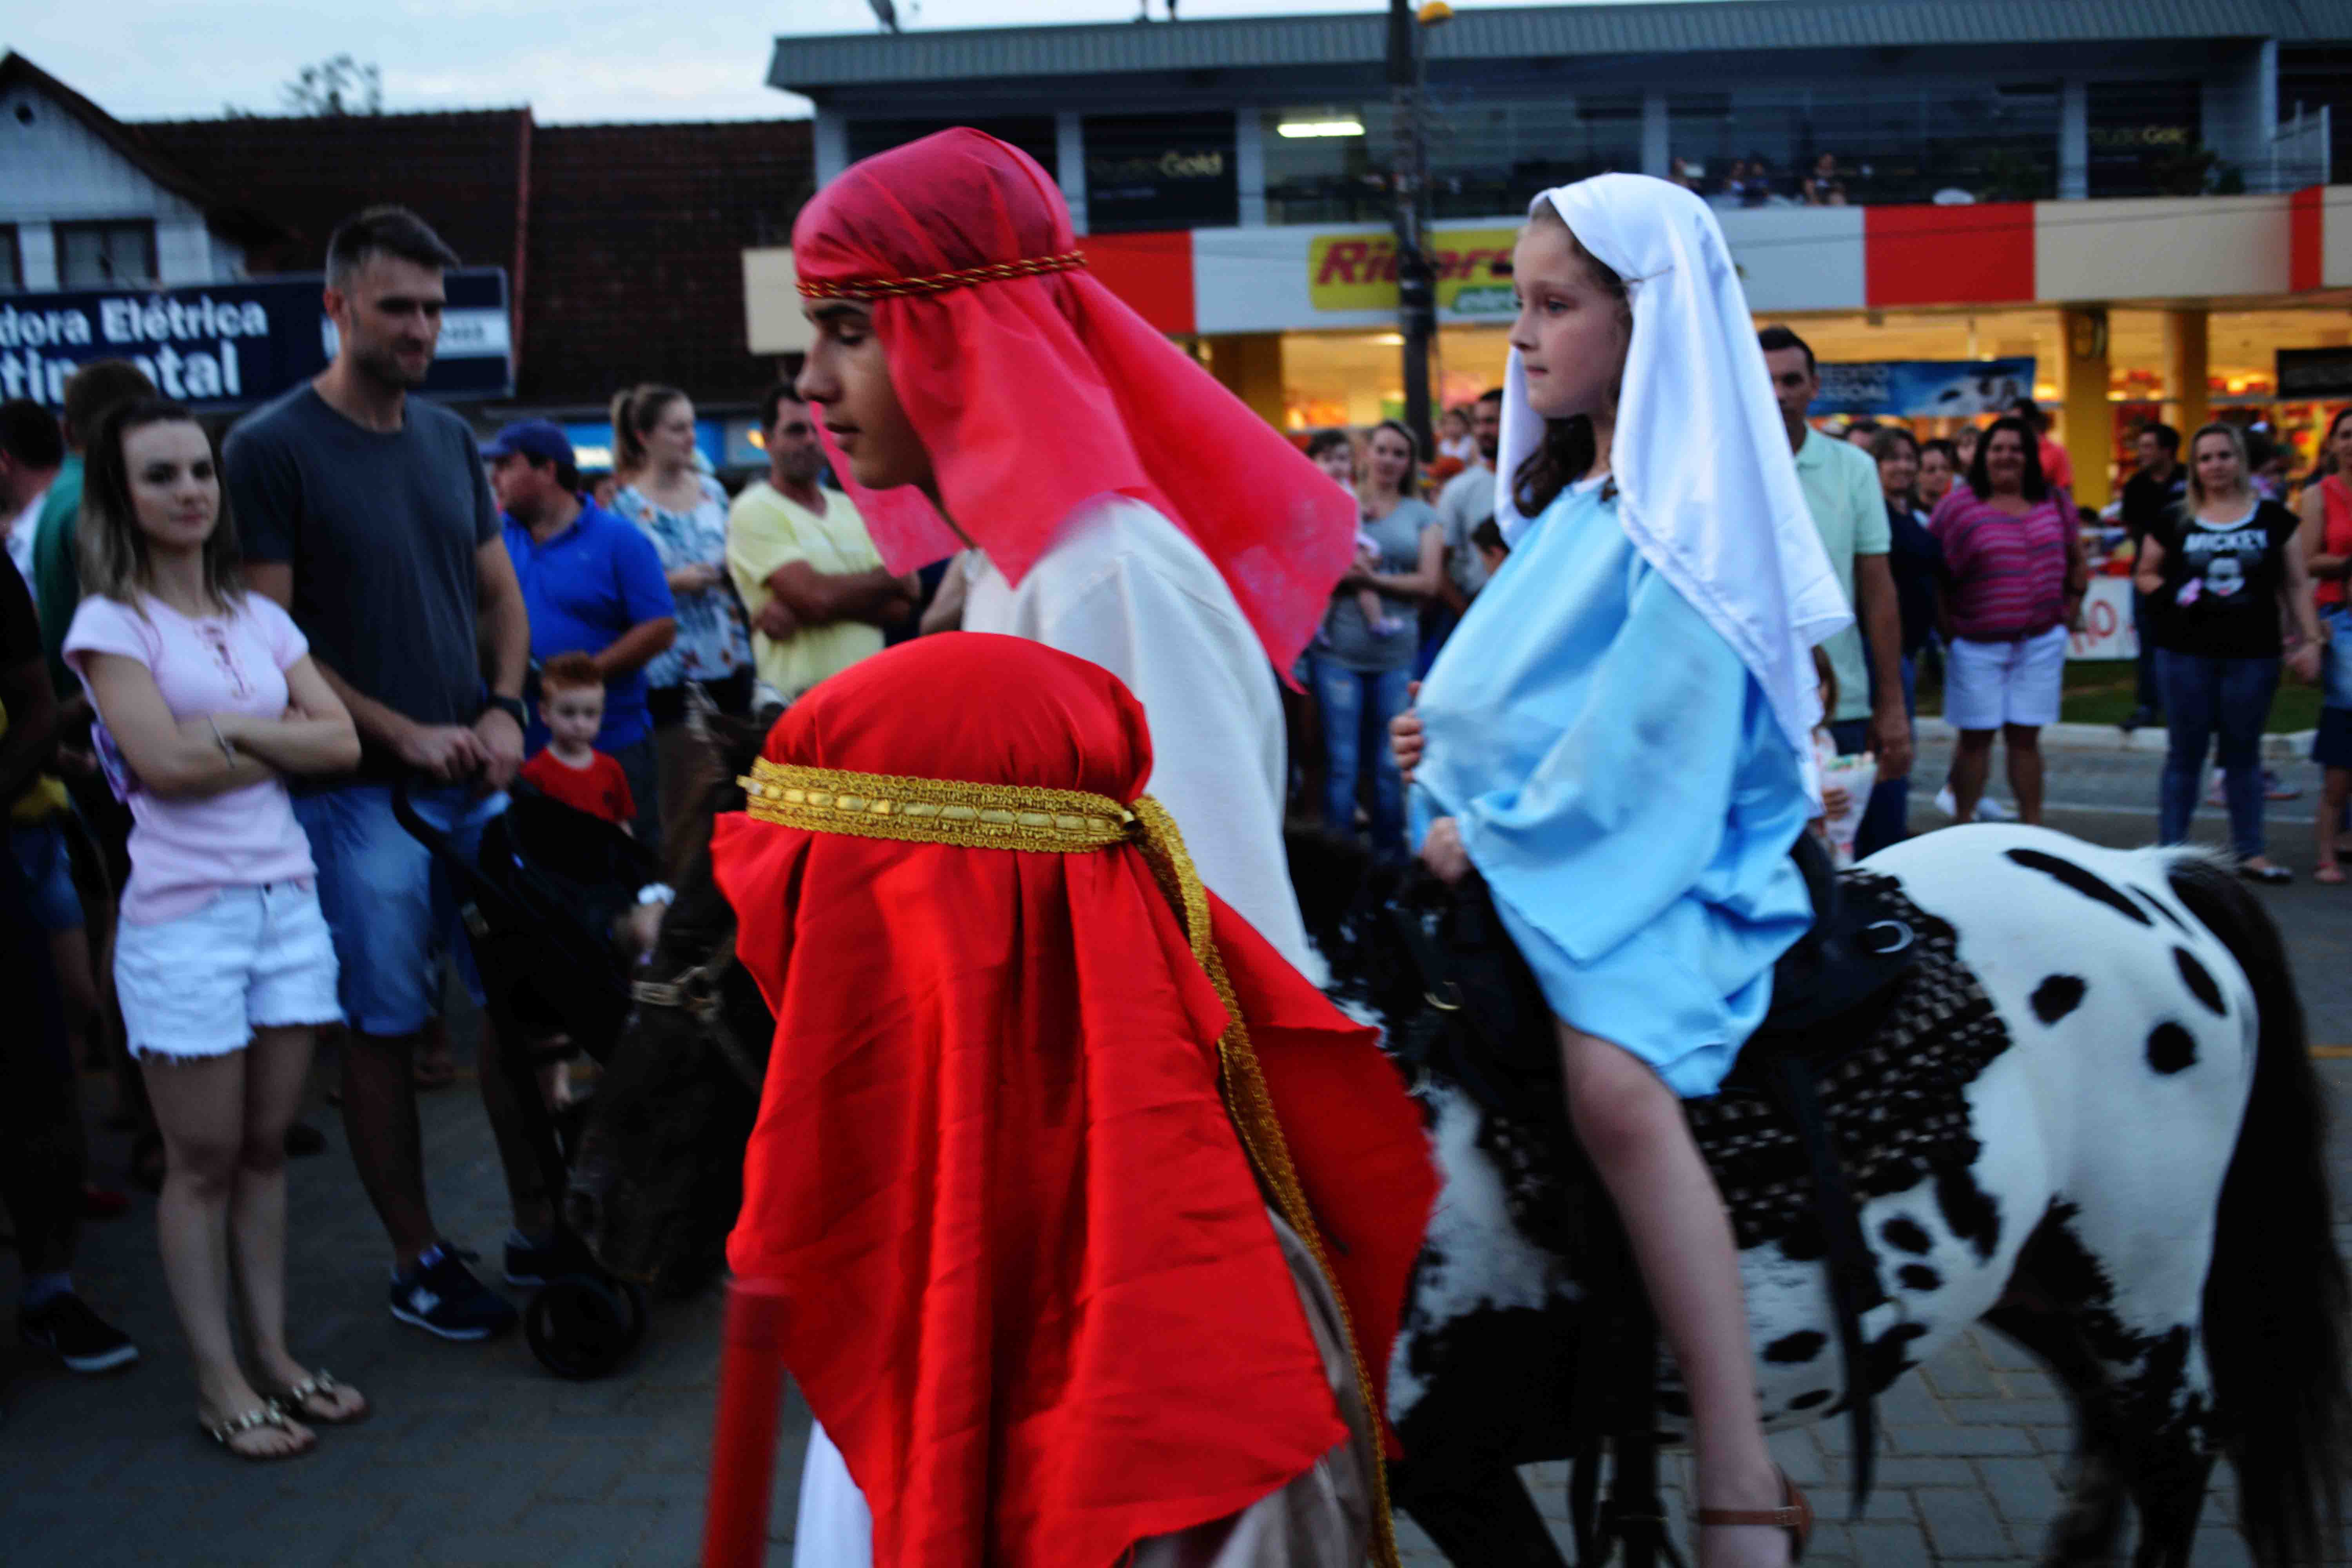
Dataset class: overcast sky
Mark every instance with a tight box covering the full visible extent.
[3,0,1661,124]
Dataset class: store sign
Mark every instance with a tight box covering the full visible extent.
[1307,228,1517,317]
[1084,115,1238,232]
[2278,346,2352,401]
[1809,358,2036,418]
[0,269,511,411]
[2086,82,2201,197]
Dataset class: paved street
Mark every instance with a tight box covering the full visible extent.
[5,730,2348,1566]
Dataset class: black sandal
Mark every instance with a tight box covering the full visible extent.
[2238,862,2293,886]
[1696,1468,1813,1563]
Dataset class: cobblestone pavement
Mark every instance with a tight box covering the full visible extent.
[5,741,2348,1566]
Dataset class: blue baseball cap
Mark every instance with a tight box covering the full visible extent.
[479,419,575,467]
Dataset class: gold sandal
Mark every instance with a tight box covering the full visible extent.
[204,1404,313,1461]
[1695,1468,1813,1562]
[263,1369,368,1426]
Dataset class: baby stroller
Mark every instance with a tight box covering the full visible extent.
[392,779,656,1378]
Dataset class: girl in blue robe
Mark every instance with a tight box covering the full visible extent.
[1399,176,1852,1568]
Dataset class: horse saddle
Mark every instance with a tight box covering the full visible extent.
[1738,828,1918,1060]
[1390,829,1920,1112]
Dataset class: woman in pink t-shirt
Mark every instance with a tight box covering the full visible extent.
[64,399,366,1461]
[1928,416,2086,826]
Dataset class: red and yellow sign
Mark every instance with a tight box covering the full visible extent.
[1307,228,1518,316]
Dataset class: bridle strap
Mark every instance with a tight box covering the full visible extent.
[631,931,763,1091]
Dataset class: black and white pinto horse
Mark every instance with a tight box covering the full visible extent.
[1287,824,2348,1568]
[571,735,2348,1568]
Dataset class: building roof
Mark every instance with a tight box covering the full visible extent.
[133,108,812,407]
[136,109,533,281]
[0,51,274,240]
[771,0,2352,94]
[520,119,814,405]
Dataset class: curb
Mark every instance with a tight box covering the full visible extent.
[1914,719,2319,761]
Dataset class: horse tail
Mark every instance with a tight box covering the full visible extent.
[2165,851,2350,1564]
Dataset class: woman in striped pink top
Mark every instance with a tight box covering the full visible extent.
[1928,416,2086,825]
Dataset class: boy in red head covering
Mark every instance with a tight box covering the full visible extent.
[710,633,1435,1567]
[791,128,1355,985]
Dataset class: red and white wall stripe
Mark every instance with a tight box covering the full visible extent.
[1070,187,2352,338]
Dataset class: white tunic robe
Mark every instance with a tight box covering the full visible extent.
[964,492,1317,975]
[790,493,1352,1566]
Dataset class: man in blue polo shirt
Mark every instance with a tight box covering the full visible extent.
[484,420,676,845]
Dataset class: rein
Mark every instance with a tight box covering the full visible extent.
[630,930,765,1091]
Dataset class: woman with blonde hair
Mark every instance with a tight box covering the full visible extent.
[2136,420,2323,881]
[609,384,753,849]
[65,399,367,1457]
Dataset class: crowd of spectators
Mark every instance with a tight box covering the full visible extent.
[0,203,911,1455]
[5,192,2348,1460]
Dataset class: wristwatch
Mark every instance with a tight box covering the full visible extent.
[480,694,527,728]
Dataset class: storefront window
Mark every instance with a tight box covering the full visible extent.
[1263,93,1642,226]
[1262,105,1387,226]
[846,116,1058,179]
[2086,81,2205,197]
[1420,90,1642,220]
[1670,81,2058,207]
[1083,113,1238,232]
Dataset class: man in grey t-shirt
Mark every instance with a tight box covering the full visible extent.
[231,207,537,1342]
[1434,387,1503,606]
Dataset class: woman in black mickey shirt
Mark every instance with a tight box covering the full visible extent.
[2135,422,2324,881]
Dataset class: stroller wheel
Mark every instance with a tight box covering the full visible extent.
[525,1274,648,1379]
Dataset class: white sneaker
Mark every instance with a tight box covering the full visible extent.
[1934,785,2011,822]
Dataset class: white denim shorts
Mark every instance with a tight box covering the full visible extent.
[1944,626,2069,731]
[114,882,344,1061]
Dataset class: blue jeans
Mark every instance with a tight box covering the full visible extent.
[2131,588,2163,715]
[1415,605,1459,682]
[1311,654,1411,856]
[1829,653,1917,860]
[2156,650,2279,860]
[292,783,504,1037]
[9,819,84,933]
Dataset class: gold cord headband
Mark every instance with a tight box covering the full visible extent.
[734,756,1403,1568]
[795,249,1088,302]
[740,759,1133,851]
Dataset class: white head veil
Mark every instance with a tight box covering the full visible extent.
[1495,173,1852,773]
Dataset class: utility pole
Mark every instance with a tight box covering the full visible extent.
[1387,0,1437,457]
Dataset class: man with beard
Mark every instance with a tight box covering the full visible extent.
[228,206,537,1342]
[725,383,912,704]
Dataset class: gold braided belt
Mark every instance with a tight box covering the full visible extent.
[737,755,1403,1568]
[795,248,1089,303]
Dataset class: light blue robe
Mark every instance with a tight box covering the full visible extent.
[1411,476,1813,1098]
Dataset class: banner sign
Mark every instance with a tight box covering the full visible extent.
[2067,576,2137,662]
[1809,358,2035,418]
[1307,228,1517,317]
[2278,346,2352,401]
[0,269,511,412]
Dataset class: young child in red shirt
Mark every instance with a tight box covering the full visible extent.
[520,653,636,831]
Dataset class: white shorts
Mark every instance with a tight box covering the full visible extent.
[1944,626,2069,731]
[115,882,344,1061]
